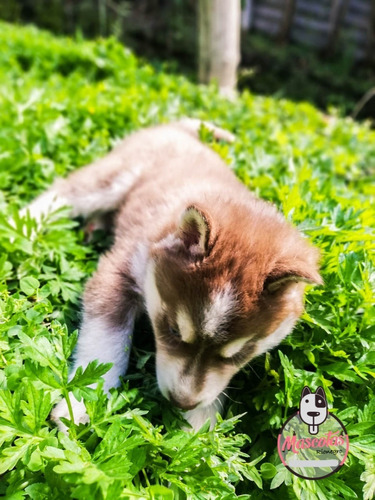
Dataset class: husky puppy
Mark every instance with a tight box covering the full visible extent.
[26,119,322,431]
[299,386,328,435]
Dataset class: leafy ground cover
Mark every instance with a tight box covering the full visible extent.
[3,1,375,119]
[0,22,374,500]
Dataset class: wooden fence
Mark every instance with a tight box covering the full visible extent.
[241,0,375,60]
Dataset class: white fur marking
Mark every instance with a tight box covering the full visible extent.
[144,262,164,320]
[253,315,297,357]
[220,337,249,358]
[156,351,234,409]
[154,233,180,251]
[176,309,195,343]
[203,286,236,337]
[72,314,135,391]
[156,351,185,399]
[183,395,225,431]
[197,369,235,407]
[51,396,88,433]
[130,243,149,294]
[24,190,70,221]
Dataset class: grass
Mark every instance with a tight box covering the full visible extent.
[0,21,374,500]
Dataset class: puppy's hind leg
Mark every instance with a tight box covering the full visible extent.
[25,142,143,222]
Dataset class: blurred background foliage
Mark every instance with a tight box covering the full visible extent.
[1,0,375,120]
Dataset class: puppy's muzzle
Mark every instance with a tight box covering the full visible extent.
[168,392,199,411]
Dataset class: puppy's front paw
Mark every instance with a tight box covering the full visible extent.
[51,396,89,433]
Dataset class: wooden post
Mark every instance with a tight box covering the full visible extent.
[279,0,296,41]
[198,0,211,84]
[367,0,375,62]
[326,0,349,55]
[198,0,241,96]
[64,0,75,35]
[98,0,107,37]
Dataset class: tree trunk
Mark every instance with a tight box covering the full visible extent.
[325,0,349,56]
[198,0,241,96]
[368,0,375,63]
[278,0,296,42]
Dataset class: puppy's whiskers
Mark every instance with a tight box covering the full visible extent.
[215,396,224,411]
[222,391,242,405]
[246,363,262,380]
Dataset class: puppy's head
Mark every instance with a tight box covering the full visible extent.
[299,386,328,426]
[145,203,322,411]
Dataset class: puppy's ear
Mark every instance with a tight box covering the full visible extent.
[177,205,212,258]
[266,271,323,292]
[301,386,311,398]
[265,242,323,293]
[155,206,214,261]
[315,386,326,400]
[265,253,323,293]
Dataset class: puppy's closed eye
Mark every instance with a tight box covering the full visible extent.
[155,315,183,346]
[217,339,255,365]
[168,325,181,339]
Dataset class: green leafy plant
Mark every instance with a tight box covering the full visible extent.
[0,22,374,499]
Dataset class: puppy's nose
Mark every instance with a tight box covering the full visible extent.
[307,411,320,417]
[168,393,199,410]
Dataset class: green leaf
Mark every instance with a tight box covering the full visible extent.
[361,460,375,500]
[68,360,112,389]
[147,485,174,500]
[327,477,358,498]
[260,462,277,479]
[19,276,40,295]
[0,437,36,474]
[20,381,52,432]
[25,483,52,500]
[270,465,289,490]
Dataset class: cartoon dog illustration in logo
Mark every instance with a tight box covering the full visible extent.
[299,386,328,435]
